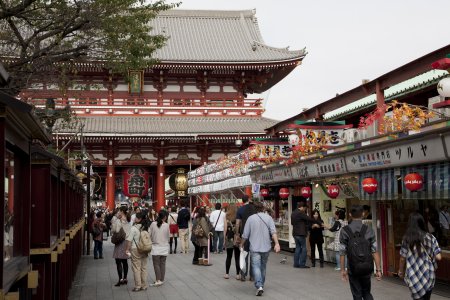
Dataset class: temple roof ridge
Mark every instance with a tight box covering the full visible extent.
[150,8,306,63]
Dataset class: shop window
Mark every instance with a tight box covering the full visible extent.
[4,151,14,262]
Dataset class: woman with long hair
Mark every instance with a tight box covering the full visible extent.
[112,207,131,287]
[223,204,241,279]
[149,210,170,286]
[309,209,324,268]
[194,207,210,265]
[398,212,442,300]
[126,212,149,292]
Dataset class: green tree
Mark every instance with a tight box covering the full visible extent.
[0,0,178,94]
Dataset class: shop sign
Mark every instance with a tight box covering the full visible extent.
[249,143,292,161]
[315,157,346,176]
[255,167,292,184]
[345,136,447,172]
[299,128,346,147]
[291,162,318,179]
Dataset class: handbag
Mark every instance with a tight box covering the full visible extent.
[169,214,179,234]
[111,227,126,245]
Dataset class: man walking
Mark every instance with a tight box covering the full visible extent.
[340,205,382,300]
[241,201,280,296]
[235,195,257,281]
[177,199,191,254]
[291,202,318,268]
[209,203,225,253]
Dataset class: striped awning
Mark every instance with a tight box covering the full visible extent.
[401,162,450,200]
[359,169,397,201]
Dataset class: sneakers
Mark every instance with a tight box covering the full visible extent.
[334,267,341,271]
[256,287,264,296]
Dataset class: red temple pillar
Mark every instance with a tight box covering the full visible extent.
[376,81,385,134]
[156,158,165,211]
[106,159,115,210]
[7,164,14,214]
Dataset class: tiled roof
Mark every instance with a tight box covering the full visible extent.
[323,70,449,120]
[55,116,278,135]
[150,9,306,63]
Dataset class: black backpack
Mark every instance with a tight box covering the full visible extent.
[343,224,373,276]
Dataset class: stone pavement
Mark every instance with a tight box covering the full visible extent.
[69,238,447,300]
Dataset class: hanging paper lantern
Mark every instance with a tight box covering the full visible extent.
[300,186,312,199]
[123,167,150,198]
[288,134,300,146]
[260,188,269,198]
[362,177,378,194]
[327,185,340,199]
[404,173,424,192]
[279,187,290,199]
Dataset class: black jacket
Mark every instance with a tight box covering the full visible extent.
[177,207,190,229]
[309,220,324,244]
[291,210,317,237]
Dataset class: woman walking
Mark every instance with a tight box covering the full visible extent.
[112,207,131,286]
[398,212,442,300]
[126,212,149,292]
[309,209,324,268]
[194,207,210,265]
[149,211,170,286]
[168,206,179,254]
[223,204,240,279]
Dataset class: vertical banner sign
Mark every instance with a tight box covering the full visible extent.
[123,167,150,197]
[128,70,144,94]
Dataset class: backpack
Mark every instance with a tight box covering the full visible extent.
[193,222,205,238]
[92,223,101,237]
[226,222,235,240]
[135,229,152,254]
[343,225,373,276]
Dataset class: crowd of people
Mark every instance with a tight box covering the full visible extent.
[86,197,445,299]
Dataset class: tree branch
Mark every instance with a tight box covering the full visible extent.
[0,0,37,20]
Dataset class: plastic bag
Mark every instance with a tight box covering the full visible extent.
[240,248,248,274]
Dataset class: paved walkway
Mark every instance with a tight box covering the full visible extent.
[69,238,447,300]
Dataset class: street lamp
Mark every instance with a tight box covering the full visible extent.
[85,159,91,255]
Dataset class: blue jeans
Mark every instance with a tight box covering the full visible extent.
[336,252,347,269]
[294,235,307,267]
[212,231,224,253]
[94,240,103,258]
[250,251,270,289]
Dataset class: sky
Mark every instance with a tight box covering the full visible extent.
[177,0,450,121]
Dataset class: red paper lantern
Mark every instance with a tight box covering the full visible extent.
[404,173,424,192]
[260,188,269,198]
[362,178,378,194]
[327,185,340,199]
[123,167,150,198]
[300,186,312,199]
[279,187,290,199]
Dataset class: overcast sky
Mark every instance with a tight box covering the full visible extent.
[178,0,450,121]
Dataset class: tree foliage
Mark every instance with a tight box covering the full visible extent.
[0,0,178,94]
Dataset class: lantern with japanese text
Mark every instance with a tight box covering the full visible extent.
[404,173,424,192]
[327,185,340,199]
[362,177,378,194]
[260,188,269,198]
[169,168,188,197]
[288,134,300,146]
[279,187,290,199]
[300,186,312,199]
[123,167,150,198]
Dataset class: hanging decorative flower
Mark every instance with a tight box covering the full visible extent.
[404,173,424,192]
[362,177,378,194]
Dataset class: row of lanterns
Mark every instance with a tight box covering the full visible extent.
[259,173,424,200]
